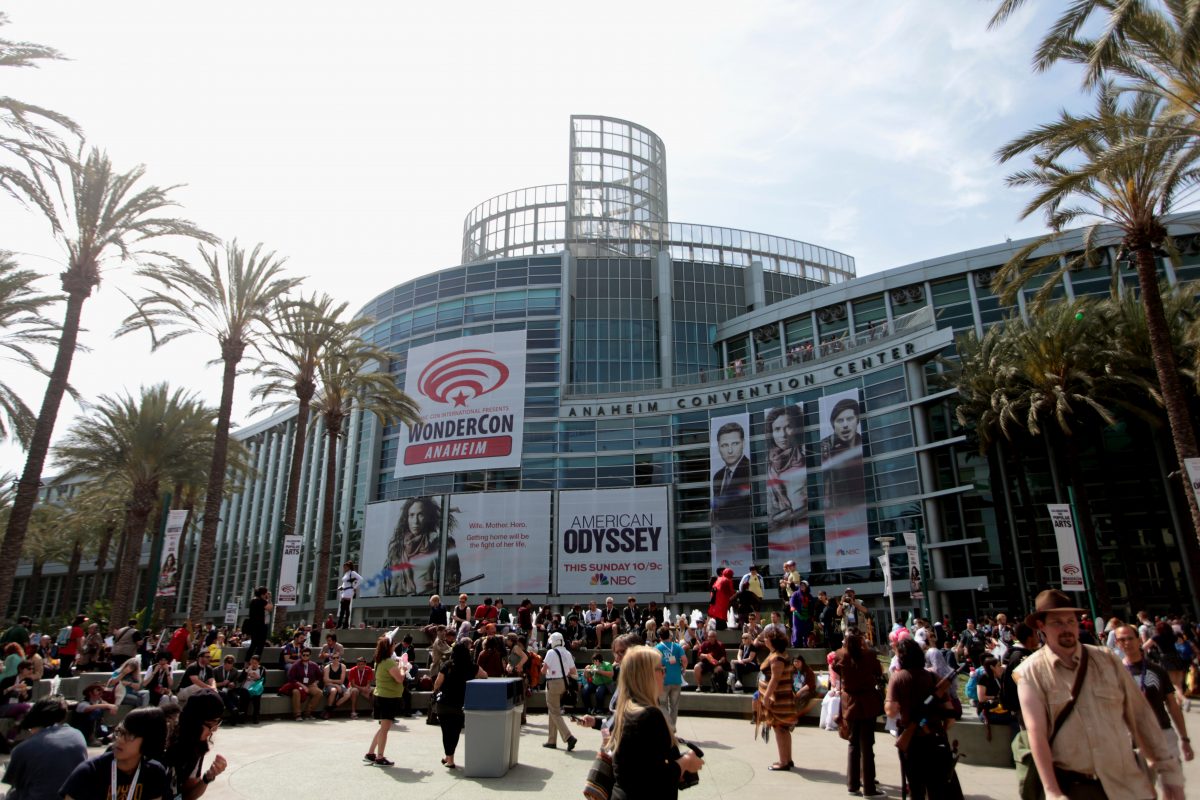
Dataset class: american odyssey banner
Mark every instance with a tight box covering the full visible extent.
[818,389,869,570]
[763,404,810,573]
[396,330,527,478]
[709,411,753,573]
[451,491,552,594]
[558,486,670,593]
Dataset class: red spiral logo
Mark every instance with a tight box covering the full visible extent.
[417,348,510,406]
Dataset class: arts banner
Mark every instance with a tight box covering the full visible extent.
[558,487,670,594]
[903,530,924,600]
[763,403,809,572]
[155,509,188,598]
[276,535,303,606]
[450,491,552,594]
[359,496,459,598]
[1047,504,1085,590]
[818,389,869,570]
[396,330,527,478]
[1186,459,1200,517]
[710,412,753,573]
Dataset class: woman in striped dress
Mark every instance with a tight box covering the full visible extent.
[758,631,799,771]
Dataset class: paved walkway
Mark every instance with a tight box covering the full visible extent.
[187,709,1200,800]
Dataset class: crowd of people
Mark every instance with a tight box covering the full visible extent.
[2,572,1200,798]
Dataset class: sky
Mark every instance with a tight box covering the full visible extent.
[0,1,1083,476]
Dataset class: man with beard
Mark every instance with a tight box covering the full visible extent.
[1016,590,1183,800]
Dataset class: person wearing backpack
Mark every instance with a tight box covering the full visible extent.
[56,615,86,678]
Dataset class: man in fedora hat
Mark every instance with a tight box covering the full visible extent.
[336,559,363,629]
[1015,589,1183,799]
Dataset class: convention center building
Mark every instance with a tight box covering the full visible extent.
[26,115,1200,628]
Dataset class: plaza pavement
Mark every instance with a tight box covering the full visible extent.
[170,707,1200,800]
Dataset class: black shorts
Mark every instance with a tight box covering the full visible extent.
[373,695,404,720]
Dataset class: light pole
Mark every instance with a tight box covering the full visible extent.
[877,535,897,630]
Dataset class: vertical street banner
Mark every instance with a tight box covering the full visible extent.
[709,412,753,573]
[359,496,458,598]
[763,404,810,572]
[819,389,869,570]
[451,491,552,594]
[903,530,924,600]
[224,602,239,625]
[276,534,303,606]
[558,486,671,593]
[155,509,189,598]
[396,330,527,478]
[1047,504,1086,590]
[1185,458,1200,515]
[878,554,892,598]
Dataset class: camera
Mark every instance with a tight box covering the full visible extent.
[677,739,703,790]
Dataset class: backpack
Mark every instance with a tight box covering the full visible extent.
[56,626,72,647]
[965,666,984,702]
[526,651,542,688]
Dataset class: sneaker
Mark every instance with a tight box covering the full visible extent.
[350,712,358,720]
[363,753,377,762]
[374,757,394,767]
[862,791,887,798]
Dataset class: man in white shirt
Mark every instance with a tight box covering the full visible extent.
[337,560,363,629]
[583,601,604,648]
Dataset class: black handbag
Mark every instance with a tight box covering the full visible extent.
[554,648,580,705]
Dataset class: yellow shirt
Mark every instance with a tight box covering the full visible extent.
[1014,643,1182,798]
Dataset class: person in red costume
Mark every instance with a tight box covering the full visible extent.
[707,569,736,630]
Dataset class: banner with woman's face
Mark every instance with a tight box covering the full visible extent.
[359,495,461,597]
[763,403,810,573]
[818,389,869,570]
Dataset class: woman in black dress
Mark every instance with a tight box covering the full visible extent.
[431,641,485,769]
[609,646,704,799]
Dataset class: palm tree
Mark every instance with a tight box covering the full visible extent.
[0,12,79,221]
[251,294,361,532]
[0,251,58,447]
[0,149,214,615]
[307,336,419,624]
[51,384,218,625]
[118,242,301,624]
[994,84,1200,570]
[56,485,117,616]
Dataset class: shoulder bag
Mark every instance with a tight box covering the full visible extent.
[554,648,580,706]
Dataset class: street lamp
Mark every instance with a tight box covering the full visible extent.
[876,535,897,630]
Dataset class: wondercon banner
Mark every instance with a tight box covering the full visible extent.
[818,389,869,570]
[450,491,551,594]
[396,330,527,478]
[763,404,810,573]
[155,509,188,598]
[557,486,670,593]
[710,411,753,573]
[359,496,461,598]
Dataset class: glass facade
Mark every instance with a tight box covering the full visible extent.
[22,117,1197,627]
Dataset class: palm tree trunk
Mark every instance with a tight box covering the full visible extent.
[273,394,311,634]
[111,486,156,626]
[188,346,242,626]
[26,560,43,618]
[1132,247,1200,559]
[89,524,115,607]
[0,288,89,614]
[311,415,342,625]
[62,539,83,617]
[1010,446,1046,595]
[1060,435,1113,618]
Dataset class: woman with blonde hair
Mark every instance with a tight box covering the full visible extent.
[609,645,703,799]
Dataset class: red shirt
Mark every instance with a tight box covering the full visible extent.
[167,628,190,662]
[347,664,374,688]
[698,639,727,664]
[58,626,83,656]
[474,605,499,623]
